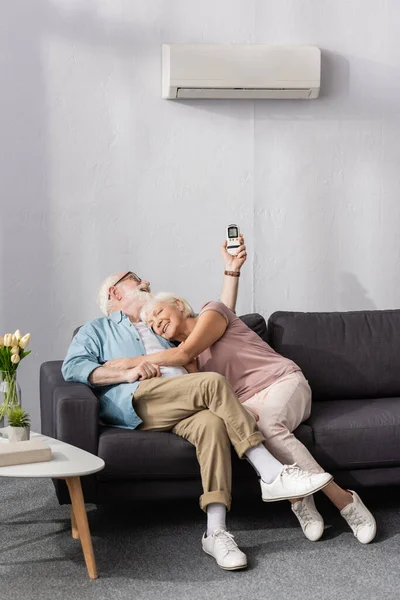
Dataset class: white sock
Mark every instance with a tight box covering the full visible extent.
[207,503,227,535]
[245,444,283,484]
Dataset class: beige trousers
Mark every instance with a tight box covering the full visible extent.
[242,371,324,474]
[133,372,264,511]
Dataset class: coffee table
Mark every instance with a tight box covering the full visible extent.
[0,432,105,579]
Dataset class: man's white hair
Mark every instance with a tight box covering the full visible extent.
[97,273,118,316]
[140,292,195,323]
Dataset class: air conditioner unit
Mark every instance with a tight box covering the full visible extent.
[162,44,321,100]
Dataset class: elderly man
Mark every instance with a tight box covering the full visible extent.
[62,241,332,571]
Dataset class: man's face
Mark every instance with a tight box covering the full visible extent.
[108,272,151,316]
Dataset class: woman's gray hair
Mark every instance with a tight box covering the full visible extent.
[140,292,195,323]
[97,273,118,316]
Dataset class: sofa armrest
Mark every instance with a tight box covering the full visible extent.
[40,361,99,456]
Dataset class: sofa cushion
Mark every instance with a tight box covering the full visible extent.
[268,310,400,401]
[98,427,200,480]
[305,398,400,469]
[98,426,262,482]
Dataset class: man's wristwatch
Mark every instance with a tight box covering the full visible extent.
[224,270,240,277]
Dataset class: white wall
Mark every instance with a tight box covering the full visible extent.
[1,0,400,429]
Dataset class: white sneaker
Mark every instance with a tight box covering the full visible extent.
[202,529,247,570]
[340,490,376,544]
[261,464,333,502]
[291,494,325,541]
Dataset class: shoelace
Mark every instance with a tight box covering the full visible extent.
[281,463,311,480]
[213,530,240,554]
[344,506,369,530]
[295,503,314,526]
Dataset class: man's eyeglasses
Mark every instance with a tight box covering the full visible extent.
[108,271,141,299]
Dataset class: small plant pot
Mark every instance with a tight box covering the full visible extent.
[8,426,30,443]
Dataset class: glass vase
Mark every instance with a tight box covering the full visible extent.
[0,370,21,429]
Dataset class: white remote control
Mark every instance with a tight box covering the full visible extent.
[226,224,241,256]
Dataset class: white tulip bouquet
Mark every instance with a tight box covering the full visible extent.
[0,330,31,418]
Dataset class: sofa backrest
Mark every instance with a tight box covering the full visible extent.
[73,313,268,342]
[239,313,269,343]
[268,310,400,401]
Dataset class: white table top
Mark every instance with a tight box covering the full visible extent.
[0,432,105,478]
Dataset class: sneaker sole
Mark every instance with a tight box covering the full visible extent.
[356,527,376,544]
[293,521,325,542]
[262,474,334,503]
[202,548,248,570]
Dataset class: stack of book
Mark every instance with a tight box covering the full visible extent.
[0,440,52,466]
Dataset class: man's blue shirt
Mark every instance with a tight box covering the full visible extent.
[61,311,174,429]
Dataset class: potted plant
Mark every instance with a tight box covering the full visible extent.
[0,330,31,426]
[8,406,31,442]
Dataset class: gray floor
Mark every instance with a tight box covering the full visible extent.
[0,478,399,600]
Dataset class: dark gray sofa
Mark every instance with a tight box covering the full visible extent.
[40,310,400,506]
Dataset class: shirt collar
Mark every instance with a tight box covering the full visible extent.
[108,311,125,324]
[108,311,145,328]
[108,311,157,334]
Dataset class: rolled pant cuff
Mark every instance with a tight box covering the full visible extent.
[235,432,265,458]
[200,491,232,513]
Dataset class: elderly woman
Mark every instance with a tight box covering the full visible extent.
[107,241,376,545]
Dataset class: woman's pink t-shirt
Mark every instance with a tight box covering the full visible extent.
[196,301,300,402]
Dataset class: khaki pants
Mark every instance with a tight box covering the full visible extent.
[133,372,264,511]
[242,371,324,474]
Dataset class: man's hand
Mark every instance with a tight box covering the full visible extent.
[105,357,138,370]
[125,362,161,383]
[89,361,160,386]
[221,234,247,272]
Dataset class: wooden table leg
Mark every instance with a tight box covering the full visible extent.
[70,506,79,539]
[65,477,98,579]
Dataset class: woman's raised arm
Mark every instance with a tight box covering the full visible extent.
[219,234,247,312]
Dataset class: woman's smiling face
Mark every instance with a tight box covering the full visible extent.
[145,300,186,340]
